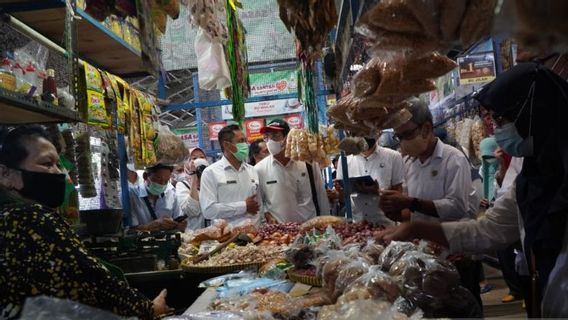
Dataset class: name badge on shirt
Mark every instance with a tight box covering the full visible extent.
[266,180,277,185]
[227,180,237,184]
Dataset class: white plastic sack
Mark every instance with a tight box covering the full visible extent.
[195,28,231,91]
[542,221,568,317]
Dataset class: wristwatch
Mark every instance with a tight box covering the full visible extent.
[409,198,421,212]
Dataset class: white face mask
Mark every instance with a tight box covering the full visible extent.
[267,139,284,155]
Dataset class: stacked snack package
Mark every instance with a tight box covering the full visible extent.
[285,126,339,167]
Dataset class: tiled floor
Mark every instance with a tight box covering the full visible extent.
[482,264,526,319]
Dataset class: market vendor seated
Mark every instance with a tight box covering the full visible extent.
[129,163,186,231]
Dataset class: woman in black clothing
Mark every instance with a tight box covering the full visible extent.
[0,125,172,319]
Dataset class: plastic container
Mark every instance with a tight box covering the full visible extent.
[0,58,16,91]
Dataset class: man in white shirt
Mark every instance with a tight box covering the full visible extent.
[129,164,186,231]
[379,99,481,308]
[336,135,405,225]
[255,119,330,223]
[199,124,261,226]
[380,100,475,223]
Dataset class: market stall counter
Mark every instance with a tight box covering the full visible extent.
[175,217,483,319]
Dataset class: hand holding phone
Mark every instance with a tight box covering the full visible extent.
[174,214,188,222]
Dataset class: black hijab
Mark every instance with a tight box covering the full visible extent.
[475,62,568,287]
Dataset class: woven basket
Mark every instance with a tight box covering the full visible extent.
[181,261,264,274]
[287,268,322,287]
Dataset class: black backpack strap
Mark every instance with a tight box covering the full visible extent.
[306,162,321,216]
[142,196,158,220]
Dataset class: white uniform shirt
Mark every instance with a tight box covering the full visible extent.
[129,183,182,226]
[495,157,523,200]
[199,156,261,226]
[337,146,405,225]
[405,140,474,223]
[255,155,330,223]
[175,181,204,231]
[442,184,521,254]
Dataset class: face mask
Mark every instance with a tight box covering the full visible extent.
[494,123,534,157]
[267,139,284,155]
[484,157,498,165]
[400,134,428,157]
[18,169,66,208]
[147,181,167,196]
[232,142,249,162]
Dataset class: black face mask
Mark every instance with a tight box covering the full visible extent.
[18,169,66,208]
[364,137,376,149]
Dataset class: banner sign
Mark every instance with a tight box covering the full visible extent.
[457,53,496,85]
[221,98,303,120]
[208,121,226,141]
[172,128,199,148]
[283,113,304,129]
[244,118,265,143]
[222,70,304,119]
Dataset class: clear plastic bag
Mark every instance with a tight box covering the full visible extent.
[339,265,401,304]
[317,299,407,320]
[351,58,383,98]
[361,240,386,264]
[20,296,129,320]
[154,125,190,165]
[378,241,417,271]
[195,27,231,91]
[334,258,373,296]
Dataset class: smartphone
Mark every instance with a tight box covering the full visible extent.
[174,214,188,222]
[337,175,376,193]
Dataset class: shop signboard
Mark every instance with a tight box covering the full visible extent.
[245,118,265,143]
[221,70,304,120]
[457,53,496,85]
[208,121,226,141]
[283,113,304,129]
[172,128,199,148]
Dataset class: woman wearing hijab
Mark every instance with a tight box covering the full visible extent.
[175,147,209,230]
[376,62,568,317]
[0,126,172,319]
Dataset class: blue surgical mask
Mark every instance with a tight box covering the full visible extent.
[494,81,536,157]
[494,123,533,157]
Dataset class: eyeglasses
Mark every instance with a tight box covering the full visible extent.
[393,126,420,142]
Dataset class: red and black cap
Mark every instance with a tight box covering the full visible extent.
[260,119,290,135]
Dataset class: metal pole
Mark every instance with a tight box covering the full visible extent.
[192,73,205,149]
[340,151,352,220]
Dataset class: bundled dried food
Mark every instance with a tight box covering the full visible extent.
[192,219,232,244]
[321,252,351,296]
[154,125,189,165]
[339,265,401,303]
[361,240,386,264]
[439,0,467,41]
[405,0,441,39]
[369,31,441,57]
[300,216,344,234]
[351,58,383,98]
[401,52,458,80]
[378,241,417,271]
[277,0,337,57]
[365,0,424,34]
[332,258,373,299]
[184,244,285,267]
[317,299,407,320]
[187,0,228,43]
[460,0,498,47]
